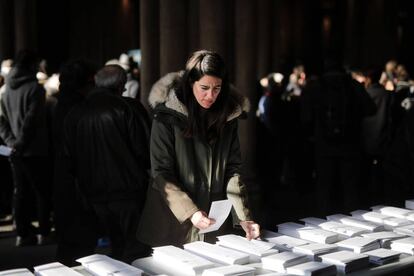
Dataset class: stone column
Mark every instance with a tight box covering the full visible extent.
[14,0,38,52]
[0,0,14,61]
[256,0,272,78]
[234,0,259,213]
[199,0,228,57]
[139,0,160,108]
[159,0,187,76]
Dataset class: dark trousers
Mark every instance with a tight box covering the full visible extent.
[92,200,149,264]
[10,156,51,237]
[315,155,362,216]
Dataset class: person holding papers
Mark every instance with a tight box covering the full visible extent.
[137,50,260,247]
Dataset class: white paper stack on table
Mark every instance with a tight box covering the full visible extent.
[371,205,414,219]
[277,222,339,244]
[393,224,414,237]
[285,261,337,276]
[326,214,385,232]
[361,231,407,248]
[263,231,310,251]
[319,250,369,273]
[76,254,143,276]
[406,199,414,210]
[390,237,414,255]
[152,245,216,275]
[184,241,250,265]
[0,269,34,276]
[216,234,279,262]
[201,265,255,276]
[292,243,338,260]
[335,237,380,253]
[300,217,368,238]
[362,248,401,265]
[351,210,412,230]
[33,262,83,276]
[261,252,308,273]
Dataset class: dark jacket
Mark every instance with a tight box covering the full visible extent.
[361,83,391,156]
[62,88,150,203]
[137,74,251,247]
[0,66,48,156]
[302,71,376,156]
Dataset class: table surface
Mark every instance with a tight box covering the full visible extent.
[131,254,414,276]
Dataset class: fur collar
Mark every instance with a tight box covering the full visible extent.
[148,72,250,121]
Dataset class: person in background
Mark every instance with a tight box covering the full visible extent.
[52,59,97,265]
[137,50,260,247]
[0,50,51,246]
[62,64,150,263]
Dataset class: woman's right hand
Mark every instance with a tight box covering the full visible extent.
[191,210,215,230]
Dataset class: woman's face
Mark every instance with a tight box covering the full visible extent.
[192,75,222,109]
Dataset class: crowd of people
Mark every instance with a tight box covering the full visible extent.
[1,48,414,266]
[0,50,259,266]
[256,59,414,223]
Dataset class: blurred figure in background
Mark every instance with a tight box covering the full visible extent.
[62,65,150,263]
[302,58,376,216]
[52,59,97,265]
[0,50,51,246]
[380,59,397,91]
[361,68,392,206]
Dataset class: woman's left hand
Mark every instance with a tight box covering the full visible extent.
[240,220,260,240]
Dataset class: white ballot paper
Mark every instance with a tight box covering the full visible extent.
[199,200,233,234]
[0,145,12,157]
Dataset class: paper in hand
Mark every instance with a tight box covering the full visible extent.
[199,199,233,234]
[0,145,12,156]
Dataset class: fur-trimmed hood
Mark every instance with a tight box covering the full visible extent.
[148,71,250,121]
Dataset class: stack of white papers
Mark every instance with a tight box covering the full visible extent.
[292,243,338,259]
[361,231,407,248]
[76,254,143,276]
[301,218,368,238]
[371,206,414,219]
[390,237,414,255]
[362,248,401,265]
[351,210,412,229]
[0,269,33,276]
[319,250,369,273]
[33,262,83,276]
[393,224,414,237]
[261,252,308,272]
[286,261,337,276]
[184,241,250,265]
[201,265,255,276]
[265,234,310,251]
[216,235,278,258]
[406,199,414,210]
[326,214,384,232]
[336,237,380,253]
[277,222,339,244]
[152,246,215,275]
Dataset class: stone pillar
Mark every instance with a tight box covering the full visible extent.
[256,0,272,78]
[14,0,38,52]
[0,0,14,61]
[139,0,160,108]
[234,0,258,213]
[159,0,187,76]
[199,0,227,57]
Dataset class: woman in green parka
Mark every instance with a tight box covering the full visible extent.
[137,50,260,247]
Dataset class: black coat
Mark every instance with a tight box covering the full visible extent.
[62,88,150,203]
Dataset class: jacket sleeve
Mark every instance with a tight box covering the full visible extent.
[0,96,16,146]
[14,85,46,151]
[150,117,198,223]
[225,121,251,223]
